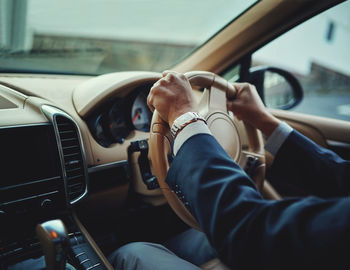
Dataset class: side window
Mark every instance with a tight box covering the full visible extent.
[222,64,240,82]
[252,1,350,121]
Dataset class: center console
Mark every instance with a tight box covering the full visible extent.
[0,106,108,270]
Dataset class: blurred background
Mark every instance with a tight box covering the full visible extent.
[0,0,349,121]
[0,0,254,73]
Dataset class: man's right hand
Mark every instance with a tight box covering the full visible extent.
[147,71,197,128]
[227,83,281,137]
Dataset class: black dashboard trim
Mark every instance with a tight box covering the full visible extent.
[41,105,89,205]
[0,176,61,191]
[88,160,128,174]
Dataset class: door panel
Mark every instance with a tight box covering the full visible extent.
[270,108,350,159]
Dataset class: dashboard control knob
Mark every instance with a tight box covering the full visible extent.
[41,199,53,209]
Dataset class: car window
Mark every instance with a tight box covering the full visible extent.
[252,1,350,121]
[0,0,257,75]
[222,65,241,82]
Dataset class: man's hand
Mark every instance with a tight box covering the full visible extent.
[227,83,281,137]
[147,71,197,127]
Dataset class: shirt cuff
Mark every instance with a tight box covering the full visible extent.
[265,122,293,156]
[173,121,212,155]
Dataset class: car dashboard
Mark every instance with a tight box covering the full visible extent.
[0,71,163,269]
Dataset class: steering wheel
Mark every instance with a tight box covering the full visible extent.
[149,71,265,229]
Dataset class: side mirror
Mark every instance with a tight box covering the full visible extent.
[248,66,303,110]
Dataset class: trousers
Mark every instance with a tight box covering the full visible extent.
[108,228,217,270]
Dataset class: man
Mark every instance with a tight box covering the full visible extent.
[110,71,350,270]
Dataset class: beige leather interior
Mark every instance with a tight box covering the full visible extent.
[0,1,347,268]
[129,151,165,204]
[174,0,342,74]
[270,108,350,145]
[0,72,161,166]
[73,71,161,117]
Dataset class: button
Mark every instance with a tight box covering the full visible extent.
[86,263,101,270]
[77,254,89,262]
[75,252,85,258]
[80,258,90,265]
[29,242,40,248]
[41,199,53,208]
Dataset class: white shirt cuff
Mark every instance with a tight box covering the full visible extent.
[265,122,293,156]
[173,121,212,155]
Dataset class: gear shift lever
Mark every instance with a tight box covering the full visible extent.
[36,219,70,270]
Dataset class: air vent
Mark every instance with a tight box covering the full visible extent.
[55,115,87,203]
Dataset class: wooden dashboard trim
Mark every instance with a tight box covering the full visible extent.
[73,212,114,270]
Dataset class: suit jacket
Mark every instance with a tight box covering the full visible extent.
[165,131,350,269]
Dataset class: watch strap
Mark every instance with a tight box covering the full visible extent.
[170,112,206,138]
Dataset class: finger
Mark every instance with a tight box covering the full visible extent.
[227,100,243,119]
[233,82,250,88]
[163,70,185,83]
[226,98,242,112]
[164,72,176,82]
[162,70,171,77]
[227,84,239,101]
[226,99,235,111]
[162,70,179,77]
[147,92,155,113]
[149,104,155,113]
[232,83,244,93]
[151,79,161,89]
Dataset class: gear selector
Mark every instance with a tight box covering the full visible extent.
[36,219,70,270]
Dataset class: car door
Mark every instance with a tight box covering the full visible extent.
[250,1,350,159]
[222,1,350,197]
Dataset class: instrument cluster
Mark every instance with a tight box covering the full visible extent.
[86,85,153,147]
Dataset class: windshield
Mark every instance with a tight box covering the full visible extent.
[0,0,257,75]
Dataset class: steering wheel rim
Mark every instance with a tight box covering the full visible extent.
[149,71,265,230]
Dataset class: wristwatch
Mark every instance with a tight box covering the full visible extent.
[170,112,206,138]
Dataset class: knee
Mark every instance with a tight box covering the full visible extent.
[109,242,141,266]
[113,242,149,259]
[109,242,167,269]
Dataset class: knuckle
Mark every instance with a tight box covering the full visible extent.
[167,73,175,82]
[148,87,155,96]
[150,87,160,95]
[151,81,159,89]
[147,93,152,103]
[246,83,255,89]
[159,79,167,86]
[179,73,186,80]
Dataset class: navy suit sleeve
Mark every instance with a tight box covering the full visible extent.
[268,130,350,197]
[166,134,350,269]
